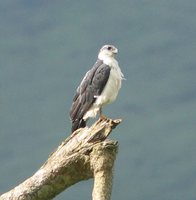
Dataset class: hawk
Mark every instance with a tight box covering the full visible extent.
[70,44,124,132]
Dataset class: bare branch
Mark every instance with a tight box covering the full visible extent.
[91,141,118,200]
[0,118,121,200]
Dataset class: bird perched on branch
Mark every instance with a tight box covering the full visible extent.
[70,44,124,132]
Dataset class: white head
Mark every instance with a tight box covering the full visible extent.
[98,45,118,61]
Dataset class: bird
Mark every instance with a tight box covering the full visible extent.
[70,44,124,132]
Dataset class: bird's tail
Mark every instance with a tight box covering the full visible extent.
[72,119,86,133]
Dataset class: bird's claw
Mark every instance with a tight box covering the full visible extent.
[99,115,107,120]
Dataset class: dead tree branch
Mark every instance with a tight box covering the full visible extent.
[0,118,121,200]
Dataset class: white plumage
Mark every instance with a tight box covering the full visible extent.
[70,44,124,132]
[84,48,124,120]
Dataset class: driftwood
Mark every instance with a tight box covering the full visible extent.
[0,117,122,200]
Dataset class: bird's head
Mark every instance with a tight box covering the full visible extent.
[98,45,118,60]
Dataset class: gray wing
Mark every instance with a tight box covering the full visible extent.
[70,59,111,131]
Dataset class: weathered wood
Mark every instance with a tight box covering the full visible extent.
[91,141,118,200]
[0,118,121,200]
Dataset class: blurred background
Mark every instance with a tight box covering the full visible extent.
[0,0,196,199]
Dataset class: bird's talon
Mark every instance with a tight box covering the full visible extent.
[100,115,107,120]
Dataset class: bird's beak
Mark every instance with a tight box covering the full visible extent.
[113,48,118,54]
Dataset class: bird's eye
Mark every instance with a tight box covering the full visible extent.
[107,46,112,50]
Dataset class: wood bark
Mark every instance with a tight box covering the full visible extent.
[0,118,121,200]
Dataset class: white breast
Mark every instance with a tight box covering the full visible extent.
[83,57,124,120]
[96,65,123,106]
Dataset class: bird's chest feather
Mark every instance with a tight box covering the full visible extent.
[95,64,122,106]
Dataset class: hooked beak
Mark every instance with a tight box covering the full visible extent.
[113,48,118,54]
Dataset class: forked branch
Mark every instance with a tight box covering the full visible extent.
[0,118,122,200]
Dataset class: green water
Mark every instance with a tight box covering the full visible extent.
[0,1,196,199]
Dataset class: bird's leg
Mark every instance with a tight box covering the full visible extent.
[99,107,107,120]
